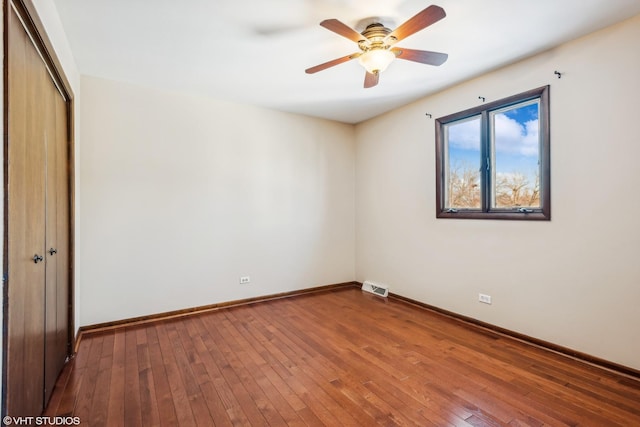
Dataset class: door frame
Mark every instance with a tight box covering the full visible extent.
[2,0,75,414]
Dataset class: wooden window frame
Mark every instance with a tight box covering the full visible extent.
[435,85,550,220]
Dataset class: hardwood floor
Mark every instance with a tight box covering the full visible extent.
[45,287,640,426]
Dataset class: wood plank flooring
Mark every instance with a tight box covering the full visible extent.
[45,287,640,426]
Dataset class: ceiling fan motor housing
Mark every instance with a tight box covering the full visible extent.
[358,23,395,52]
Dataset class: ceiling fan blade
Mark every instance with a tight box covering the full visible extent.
[320,19,367,43]
[392,47,448,66]
[364,71,379,88]
[386,5,446,44]
[305,53,361,74]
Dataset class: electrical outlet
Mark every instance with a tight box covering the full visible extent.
[478,293,492,304]
[240,276,250,284]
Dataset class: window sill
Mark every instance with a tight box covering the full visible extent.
[436,210,550,221]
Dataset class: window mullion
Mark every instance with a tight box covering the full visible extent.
[480,111,491,213]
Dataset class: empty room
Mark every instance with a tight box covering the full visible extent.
[3,0,640,425]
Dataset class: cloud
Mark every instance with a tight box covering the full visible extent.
[448,118,481,150]
[447,113,539,157]
[494,114,539,156]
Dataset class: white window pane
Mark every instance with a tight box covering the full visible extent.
[445,116,481,209]
[491,100,541,209]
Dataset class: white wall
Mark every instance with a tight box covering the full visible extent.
[79,76,355,326]
[355,14,640,370]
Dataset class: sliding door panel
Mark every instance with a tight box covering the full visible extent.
[7,6,47,416]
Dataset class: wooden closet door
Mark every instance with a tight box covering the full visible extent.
[7,6,48,416]
[44,77,57,404]
[43,79,70,404]
[54,92,71,373]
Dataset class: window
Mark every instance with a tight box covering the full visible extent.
[435,86,550,220]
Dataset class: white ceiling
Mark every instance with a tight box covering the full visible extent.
[53,0,640,124]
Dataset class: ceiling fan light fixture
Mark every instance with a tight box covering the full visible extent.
[306,5,448,88]
[358,48,395,74]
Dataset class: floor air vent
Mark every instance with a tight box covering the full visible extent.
[361,280,389,297]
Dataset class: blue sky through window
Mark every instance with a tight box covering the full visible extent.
[446,101,540,184]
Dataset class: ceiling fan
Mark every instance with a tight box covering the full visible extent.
[305,5,448,88]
